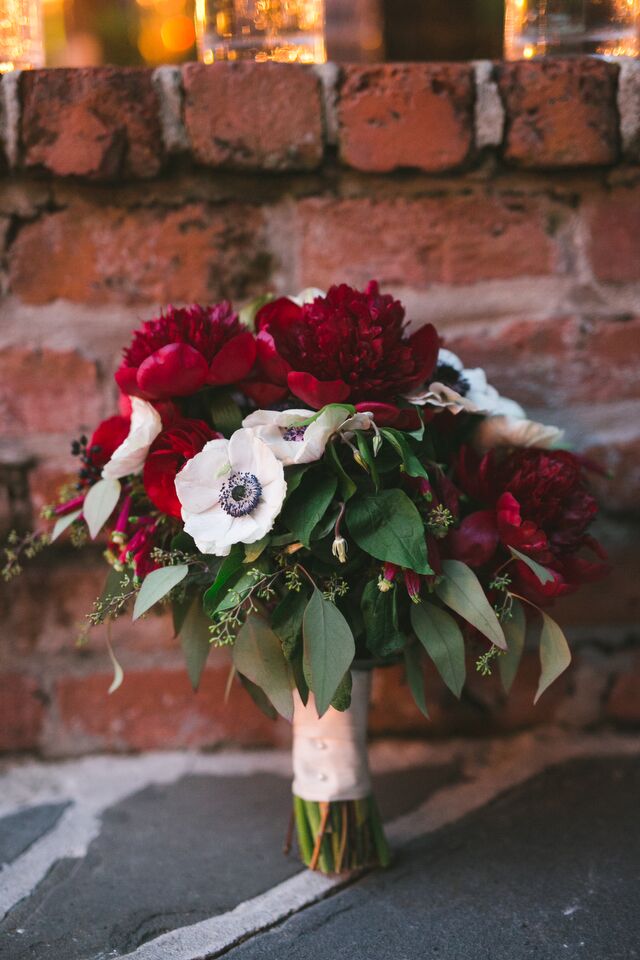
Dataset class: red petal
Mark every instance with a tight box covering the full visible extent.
[89,415,130,469]
[208,331,257,386]
[137,343,209,399]
[408,323,440,387]
[255,297,303,333]
[448,511,499,568]
[287,372,350,409]
[114,365,151,399]
[239,380,289,407]
[256,330,291,385]
[143,452,183,519]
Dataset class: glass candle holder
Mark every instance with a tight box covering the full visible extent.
[505,0,640,59]
[0,0,44,72]
[195,0,326,64]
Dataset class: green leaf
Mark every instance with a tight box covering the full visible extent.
[51,509,82,543]
[214,570,261,615]
[330,670,352,712]
[271,588,309,660]
[83,478,121,539]
[356,433,379,489]
[282,470,337,547]
[346,490,432,575]
[499,599,526,693]
[534,611,571,704]
[303,588,356,716]
[404,645,429,718]
[238,673,278,720]
[202,547,244,617]
[411,602,466,698]
[380,429,429,479]
[326,442,357,501]
[208,389,243,437]
[509,546,555,586]
[179,596,212,690]
[244,536,270,563]
[435,559,506,649]
[132,564,189,621]
[361,580,406,657]
[232,614,294,720]
[284,464,310,498]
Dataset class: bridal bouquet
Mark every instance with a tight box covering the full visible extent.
[5,282,608,875]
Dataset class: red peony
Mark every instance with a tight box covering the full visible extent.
[143,419,220,519]
[115,303,257,401]
[86,415,130,471]
[450,447,608,601]
[245,283,439,425]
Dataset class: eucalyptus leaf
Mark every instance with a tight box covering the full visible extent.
[238,673,278,720]
[404,644,429,718]
[435,559,506,649]
[346,490,432,575]
[411,602,466,698]
[282,470,337,547]
[361,580,405,657]
[303,588,355,716]
[499,599,526,693]
[271,588,309,660]
[232,614,294,720]
[106,635,124,695]
[509,546,555,586]
[132,564,189,621]
[330,670,352,712]
[203,547,244,616]
[214,570,261,616]
[51,509,82,543]
[534,611,571,704]
[83,478,121,540]
[244,536,270,563]
[380,428,429,479]
[179,596,212,690]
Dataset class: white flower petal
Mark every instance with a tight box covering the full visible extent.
[437,348,464,372]
[102,398,162,480]
[175,438,229,514]
[474,416,564,453]
[183,506,234,556]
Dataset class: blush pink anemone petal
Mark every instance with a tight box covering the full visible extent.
[137,343,209,399]
[207,331,257,386]
[287,372,351,409]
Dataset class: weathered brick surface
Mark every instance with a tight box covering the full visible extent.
[20,68,164,181]
[606,655,640,725]
[337,63,474,173]
[499,59,619,168]
[9,201,270,305]
[585,186,640,283]
[182,62,323,171]
[0,674,45,752]
[446,316,640,409]
[0,348,102,436]
[295,193,560,290]
[50,667,287,754]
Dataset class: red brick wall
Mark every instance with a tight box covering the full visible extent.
[1,59,639,756]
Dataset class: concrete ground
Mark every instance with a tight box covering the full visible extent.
[0,731,638,960]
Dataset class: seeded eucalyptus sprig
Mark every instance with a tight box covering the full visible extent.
[2,530,50,581]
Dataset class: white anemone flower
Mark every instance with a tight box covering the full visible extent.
[175,428,286,556]
[242,406,373,466]
[102,397,162,480]
[473,415,564,454]
[289,287,325,305]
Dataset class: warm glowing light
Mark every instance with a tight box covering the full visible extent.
[138,20,166,61]
[160,13,194,51]
[153,0,186,15]
[523,43,536,57]
[0,0,44,72]
[197,0,326,64]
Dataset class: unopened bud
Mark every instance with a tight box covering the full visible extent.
[353,451,368,472]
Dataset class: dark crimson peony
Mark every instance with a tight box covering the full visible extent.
[115,303,257,401]
[143,418,220,519]
[450,446,608,600]
[245,283,439,425]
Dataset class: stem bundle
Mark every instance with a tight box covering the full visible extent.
[291,794,391,874]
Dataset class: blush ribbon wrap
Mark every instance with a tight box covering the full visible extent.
[292,670,372,802]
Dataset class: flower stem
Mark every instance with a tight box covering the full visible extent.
[291,794,391,875]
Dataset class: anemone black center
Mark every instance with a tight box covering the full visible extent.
[283,425,307,442]
[220,471,262,518]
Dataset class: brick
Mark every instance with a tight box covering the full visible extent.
[0,673,45,751]
[585,187,640,283]
[499,59,619,168]
[20,68,163,181]
[446,316,640,409]
[0,347,102,436]
[182,62,323,171]
[583,429,640,515]
[9,201,270,306]
[338,63,474,173]
[52,666,287,753]
[296,193,558,290]
[607,655,640,726]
